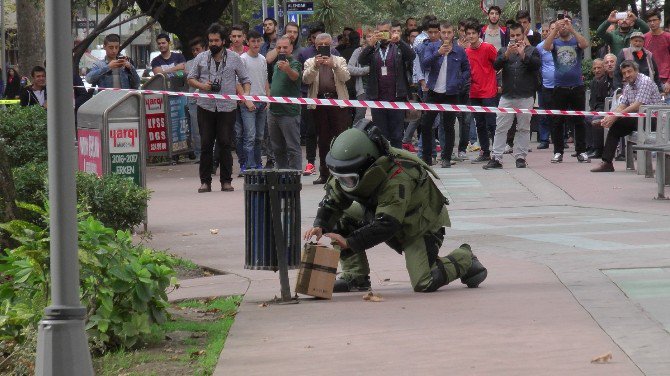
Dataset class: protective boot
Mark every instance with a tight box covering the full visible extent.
[461,255,487,288]
[333,275,371,293]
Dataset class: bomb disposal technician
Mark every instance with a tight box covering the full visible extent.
[304,125,488,293]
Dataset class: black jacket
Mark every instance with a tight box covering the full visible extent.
[589,75,613,111]
[74,73,92,111]
[359,40,416,100]
[4,76,22,99]
[493,45,541,99]
[20,86,47,107]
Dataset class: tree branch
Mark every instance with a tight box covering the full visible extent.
[119,18,157,51]
[99,12,149,33]
[72,0,135,69]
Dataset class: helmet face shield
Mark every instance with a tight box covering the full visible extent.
[331,171,360,190]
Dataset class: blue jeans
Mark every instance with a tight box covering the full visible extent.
[538,87,553,143]
[238,102,267,168]
[371,107,405,148]
[417,113,441,159]
[187,101,201,158]
[234,110,245,166]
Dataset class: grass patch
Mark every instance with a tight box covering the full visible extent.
[94,296,242,376]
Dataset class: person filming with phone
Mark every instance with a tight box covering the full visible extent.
[86,33,141,89]
[596,9,649,56]
[419,20,470,168]
[302,33,352,184]
[267,36,304,171]
[358,20,416,148]
[483,23,541,170]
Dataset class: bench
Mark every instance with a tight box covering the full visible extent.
[626,105,670,175]
[632,143,670,200]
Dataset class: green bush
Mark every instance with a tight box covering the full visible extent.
[0,203,178,352]
[0,106,148,231]
[76,173,151,231]
[0,106,48,167]
[12,162,48,205]
[9,167,150,231]
[582,58,595,88]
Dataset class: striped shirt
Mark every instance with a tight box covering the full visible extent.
[620,72,663,107]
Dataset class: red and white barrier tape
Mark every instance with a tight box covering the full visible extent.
[84,87,650,118]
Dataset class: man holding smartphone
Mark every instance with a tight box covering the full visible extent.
[420,20,470,168]
[359,20,416,148]
[544,15,590,164]
[596,9,649,56]
[483,23,541,170]
[86,34,140,89]
[267,36,303,171]
[303,33,352,184]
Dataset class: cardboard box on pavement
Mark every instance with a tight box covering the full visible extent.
[295,243,339,299]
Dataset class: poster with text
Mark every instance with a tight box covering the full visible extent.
[77,129,102,176]
[145,94,168,154]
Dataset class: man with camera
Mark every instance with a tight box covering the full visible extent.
[187,23,251,193]
[483,23,541,170]
[86,34,140,89]
[359,20,416,148]
[303,33,352,184]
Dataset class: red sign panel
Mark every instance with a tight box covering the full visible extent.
[77,129,102,176]
[145,94,168,153]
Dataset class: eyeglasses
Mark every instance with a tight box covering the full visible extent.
[330,171,359,189]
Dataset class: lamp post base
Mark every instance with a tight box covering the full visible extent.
[35,309,93,376]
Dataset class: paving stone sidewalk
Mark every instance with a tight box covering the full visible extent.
[148,145,670,375]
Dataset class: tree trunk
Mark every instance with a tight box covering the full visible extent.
[16,0,46,75]
[0,139,18,249]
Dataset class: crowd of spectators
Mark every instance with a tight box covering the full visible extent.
[5,6,670,189]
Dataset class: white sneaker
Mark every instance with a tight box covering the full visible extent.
[503,144,513,154]
[577,152,591,163]
[551,153,563,163]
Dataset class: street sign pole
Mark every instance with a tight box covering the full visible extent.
[580,0,591,58]
[35,0,95,374]
[274,0,281,30]
[1,0,5,74]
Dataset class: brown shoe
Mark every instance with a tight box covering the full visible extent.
[198,183,212,193]
[221,182,234,191]
[590,162,614,172]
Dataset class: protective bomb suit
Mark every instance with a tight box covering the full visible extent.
[307,123,487,293]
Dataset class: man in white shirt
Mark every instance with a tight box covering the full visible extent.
[238,30,270,172]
